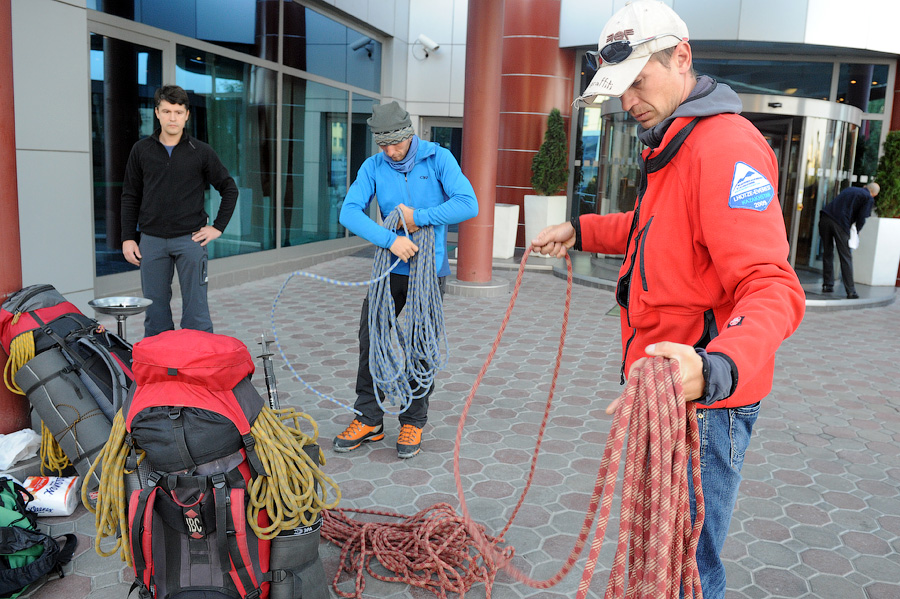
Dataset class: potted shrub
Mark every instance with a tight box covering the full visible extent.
[855,130,900,286]
[524,108,569,255]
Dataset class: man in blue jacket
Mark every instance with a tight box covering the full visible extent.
[335,101,478,459]
[819,182,879,298]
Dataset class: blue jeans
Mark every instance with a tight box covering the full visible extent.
[687,402,759,599]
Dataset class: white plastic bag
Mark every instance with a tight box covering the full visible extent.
[849,224,859,249]
[0,428,41,470]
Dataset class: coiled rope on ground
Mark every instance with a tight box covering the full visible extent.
[84,405,340,564]
[321,247,703,598]
[3,330,71,474]
[321,503,508,599]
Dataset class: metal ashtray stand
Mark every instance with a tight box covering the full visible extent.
[88,296,153,341]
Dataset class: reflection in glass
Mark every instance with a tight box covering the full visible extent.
[350,95,376,188]
[283,1,382,94]
[88,0,276,61]
[573,109,641,219]
[89,33,162,276]
[177,46,278,258]
[855,119,882,182]
[693,59,832,100]
[797,118,857,271]
[837,63,888,114]
[281,78,348,247]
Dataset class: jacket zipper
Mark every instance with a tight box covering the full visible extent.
[619,163,649,382]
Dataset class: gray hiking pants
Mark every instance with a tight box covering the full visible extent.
[139,233,212,337]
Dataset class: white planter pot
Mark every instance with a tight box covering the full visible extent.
[524,194,567,256]
[492,203,520,259]
[853,216,900,286]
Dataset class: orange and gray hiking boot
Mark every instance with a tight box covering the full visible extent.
[333,420,384,452]
[396,424,423,459]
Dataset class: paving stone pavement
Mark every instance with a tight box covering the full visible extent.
[20,252,900,599]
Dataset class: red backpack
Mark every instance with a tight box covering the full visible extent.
[123,329,271,599]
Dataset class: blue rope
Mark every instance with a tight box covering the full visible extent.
[271,207,447,416]
[367,211,448,416]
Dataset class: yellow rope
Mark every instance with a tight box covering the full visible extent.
[83,409,136,565]
[86,405,341,562]
[247,406,341,539]
[3,331,34,395]
[3,332,72,473]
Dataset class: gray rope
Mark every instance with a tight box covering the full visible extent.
[270,207,447,416]
[367,210,448,415]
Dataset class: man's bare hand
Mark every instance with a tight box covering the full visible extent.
[531,222,576,258]
[122,240,141,266]
[605,341,705,415]
[192,225,222,247]
[398,204,419,233]
[390,236,419,262]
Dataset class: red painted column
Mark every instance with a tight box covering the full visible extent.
[457,0,505,283]
[0,0,29,434]
[496,0,576,246]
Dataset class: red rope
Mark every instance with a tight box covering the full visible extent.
[321,503,509,598]
[322,248,704,598]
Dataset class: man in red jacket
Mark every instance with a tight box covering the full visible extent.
[532,2,805,597]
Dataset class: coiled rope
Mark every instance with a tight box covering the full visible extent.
[451,248,704,598]
[270,207,446,416]
[321,247,703,598]
[3,331,71,474]
[84,405,340,564]
[246,407,341,539]
[367,209,446,415]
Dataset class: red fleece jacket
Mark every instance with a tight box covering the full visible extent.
[579,114,805,408]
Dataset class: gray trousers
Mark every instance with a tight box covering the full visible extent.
[139,233,212,337]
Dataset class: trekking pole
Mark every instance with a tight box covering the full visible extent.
[258,332,280,410]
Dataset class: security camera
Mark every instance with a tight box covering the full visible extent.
[417,34,440,53]
[350,37,372,52]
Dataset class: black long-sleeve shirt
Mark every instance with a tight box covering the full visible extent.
[121,130,238,241]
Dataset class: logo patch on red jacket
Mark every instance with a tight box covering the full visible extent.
[727,316,744,328]
[729,162,774,211]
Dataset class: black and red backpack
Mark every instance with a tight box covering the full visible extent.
[123,329,272,599]
[1,284,133,495]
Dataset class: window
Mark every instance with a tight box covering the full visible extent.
[89,33,162,276]
[283,1,382,94]
[177,46,278,257]
[693,59,833,99]
[281,78,351,247]
[89,0,276,61]
[837,63,889,114]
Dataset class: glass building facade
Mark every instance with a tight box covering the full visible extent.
[571,52,893,275]
[87,0,381,279]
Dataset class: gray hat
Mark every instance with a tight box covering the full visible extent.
[368,101,414,145]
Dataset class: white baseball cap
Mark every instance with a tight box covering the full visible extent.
[576,0,689,105]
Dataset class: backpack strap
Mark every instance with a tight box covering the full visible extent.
[0,528,76,596]
[129,485,159,597]
[212,470,269,599]
[0,479,37,530]
[167,407,198,474]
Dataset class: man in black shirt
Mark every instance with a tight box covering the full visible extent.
[819,182,879,299]
[121,85,238,337]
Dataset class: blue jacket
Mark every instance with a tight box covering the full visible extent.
[339,137,478,276]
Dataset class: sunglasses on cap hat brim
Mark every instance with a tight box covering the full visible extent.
[585,33,684,71]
